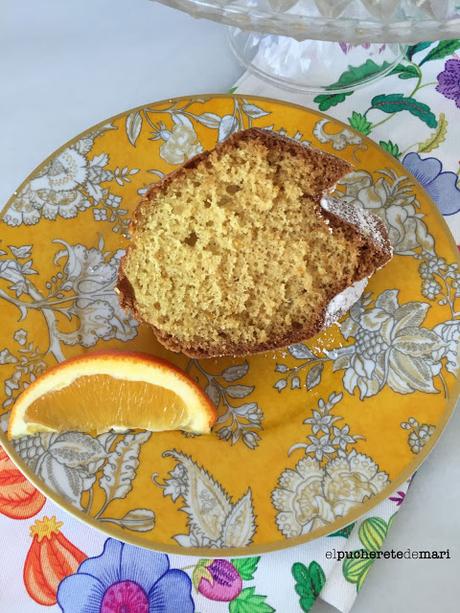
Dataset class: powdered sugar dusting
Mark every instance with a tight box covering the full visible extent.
[320,196,388,251]
[323,277,368,329]
[318,195,392,332]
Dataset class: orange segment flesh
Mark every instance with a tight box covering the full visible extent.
[8,352,216,439]
[26,375,190,433]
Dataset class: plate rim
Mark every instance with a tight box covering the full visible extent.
[1,92,459,556]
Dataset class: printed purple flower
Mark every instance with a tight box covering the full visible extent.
[402,152,460,216]
[436,58,460,108]
[57,538,194,613]
[389,490,406,506]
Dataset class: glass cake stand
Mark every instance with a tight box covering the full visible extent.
[152,0,460,92]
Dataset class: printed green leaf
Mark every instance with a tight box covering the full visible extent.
[292,561,326,612]
[297,590,315,611]
[359,517,388,552]
[389,64,420,80]
[406,42,431,61]
[348,111,372,135]
[387,511,398,531]
[313,92,352,111]
[229,587,275,613]
[379,140,401,160]
[343,553,374,591]
[292,562,310,584]
[418,113,448,153]
[327,59,391,90]
[328,522,356,538]
[192,559,212,590]
[309,561,326,595]
[292,563,315,612]
[371,94,437,128]
[419,40,460,65]
[231,556,260,580]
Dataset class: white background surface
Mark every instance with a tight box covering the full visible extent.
[1,1,459,611]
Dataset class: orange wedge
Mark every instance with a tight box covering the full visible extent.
[8,351,216,439]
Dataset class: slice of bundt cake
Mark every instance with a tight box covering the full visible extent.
[118,128,392,358]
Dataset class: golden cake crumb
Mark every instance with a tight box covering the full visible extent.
[118,128,392,357]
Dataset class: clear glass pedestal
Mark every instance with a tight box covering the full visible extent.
[228,28,406,93]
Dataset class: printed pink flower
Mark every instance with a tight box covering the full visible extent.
[193,559,242,602]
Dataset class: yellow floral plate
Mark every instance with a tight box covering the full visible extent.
[0,95,459,556]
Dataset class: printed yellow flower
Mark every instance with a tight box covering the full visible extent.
[323,453,389,517]
[272,453,389,538]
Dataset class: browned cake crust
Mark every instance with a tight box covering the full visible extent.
[117,128,392,358]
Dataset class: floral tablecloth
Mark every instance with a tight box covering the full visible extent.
[1,40,459,613]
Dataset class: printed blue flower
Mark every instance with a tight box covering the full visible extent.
[402,152,460,216]
[57,538,194,612]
